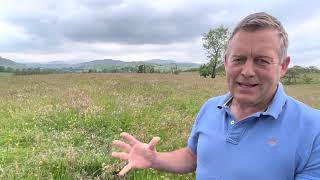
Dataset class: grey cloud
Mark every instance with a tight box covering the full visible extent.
[263,0,320,28]
[60,10,209,44]
[77,0,123,9]
[1,0,320,66]
[53,2,221,44]
[2,0,226,47]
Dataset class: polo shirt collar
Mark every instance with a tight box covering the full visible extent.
[217,83,288,120]
[262,83,288,119]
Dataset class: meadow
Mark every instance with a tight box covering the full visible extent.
[0,72,320,179]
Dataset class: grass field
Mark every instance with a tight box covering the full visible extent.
[0,72,319,179]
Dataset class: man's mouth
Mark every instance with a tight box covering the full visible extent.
[237,82,259,88]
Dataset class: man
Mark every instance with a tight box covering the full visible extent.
[112,12,320,179]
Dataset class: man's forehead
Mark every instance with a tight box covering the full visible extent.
[231,29,280,42]
[228,30,281,51]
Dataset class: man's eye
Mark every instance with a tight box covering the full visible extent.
[256,58,271,65]
[232,58,243,63]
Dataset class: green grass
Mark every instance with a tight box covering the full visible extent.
[0,72,319,179]
[0,72,12,77]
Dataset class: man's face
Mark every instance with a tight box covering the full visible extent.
[224,29,290,106]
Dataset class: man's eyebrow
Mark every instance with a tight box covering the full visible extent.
[257,55,272,59]
[255,56,273,60]
[230,55,245,58]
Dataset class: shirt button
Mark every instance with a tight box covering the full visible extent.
[230,120,235,125]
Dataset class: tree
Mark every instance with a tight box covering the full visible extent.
[137,64,146,73]
[0,66,5,72]
[199,64,210,78]
[171,64,180,75]
[6,67,14,72]
[302,74,313,84]
[202,25,229,78]
[148,66,155,73]
[88,69,97,73]
[283,68,298,84]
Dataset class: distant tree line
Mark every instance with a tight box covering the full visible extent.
[282,65,320,85]
[0,65,188,75]
[14,68,64,75]
[86,64,182,74]
[0,66,15,72]
[87,66,138,73]
[0,66,66,75]
[136,64,181,74]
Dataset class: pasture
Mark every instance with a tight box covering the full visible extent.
[0,72,319,179]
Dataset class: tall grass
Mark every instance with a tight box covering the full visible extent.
[0,72,319,179]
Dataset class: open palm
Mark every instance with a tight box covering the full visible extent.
[112,132,160,176]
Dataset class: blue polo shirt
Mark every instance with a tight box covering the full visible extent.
[188,84,320,180]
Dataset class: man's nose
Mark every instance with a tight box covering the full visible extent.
[241,60,256,77]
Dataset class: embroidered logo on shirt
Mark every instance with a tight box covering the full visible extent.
[267,137,278,146]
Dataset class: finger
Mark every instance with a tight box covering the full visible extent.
[112,140,131,152]
[118,164,132,176]
[120,132,140,146]
[148,137,160,151]
[111,152,129,160]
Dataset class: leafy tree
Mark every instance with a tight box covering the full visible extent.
[302,74,313,84]
[202,25,229,78]
[199,64,210,78]
[171,64,180,75]
[148,66,155,73]
[88,69,97,73]
[0,66,5,72]
[305,66,320,73]
[6,67,14,72]
[137,64,146,73]
[283,68,299,84]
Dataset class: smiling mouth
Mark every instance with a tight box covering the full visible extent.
[237,82,259,88]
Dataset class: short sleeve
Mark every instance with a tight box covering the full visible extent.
[295,134,320,180]
[187,102,209,155]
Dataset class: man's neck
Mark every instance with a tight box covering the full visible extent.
[230,98,272,121]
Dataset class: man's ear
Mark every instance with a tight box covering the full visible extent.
[224,55,228,65]
[224,55,228,72]
[280,56,290,78]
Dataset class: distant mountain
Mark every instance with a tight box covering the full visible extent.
[47,61,71,65]
[145,59,177,65]
[67,59,200,71]
[0,56,26,69]
[72,59,125,69]
[0,57,201,72]
[24,62,70,69]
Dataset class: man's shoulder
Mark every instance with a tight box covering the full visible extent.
[286,96,320,116]
[285,95,320,127]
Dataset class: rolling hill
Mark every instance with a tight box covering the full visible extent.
[0,57,26,69]
[0,57,201,72]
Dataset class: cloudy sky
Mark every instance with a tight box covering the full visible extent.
[0,0,319,66]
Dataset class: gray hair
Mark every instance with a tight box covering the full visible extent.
[226,12,288,61]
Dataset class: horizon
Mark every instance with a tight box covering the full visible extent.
[0,56,202,65]
[1,56,319,68]
[1,1,320,67]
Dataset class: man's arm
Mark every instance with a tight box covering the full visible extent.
[295,132,320,180]
[112,132,196,176]
[152,147,196,173]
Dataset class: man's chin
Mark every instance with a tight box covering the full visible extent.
[233,96,257,106]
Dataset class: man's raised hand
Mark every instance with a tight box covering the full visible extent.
[111,132,160,176]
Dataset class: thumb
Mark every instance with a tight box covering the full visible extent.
[148,137,160,151]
